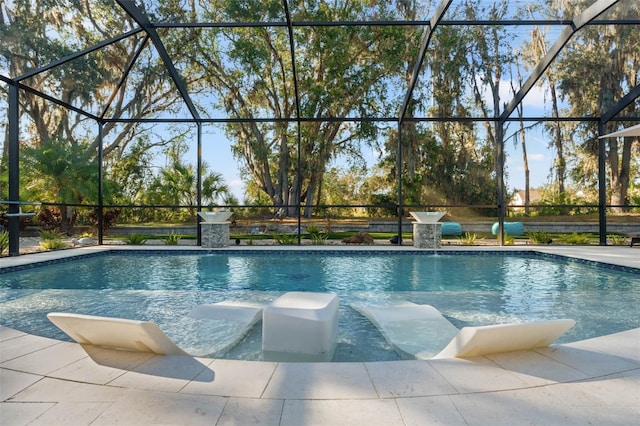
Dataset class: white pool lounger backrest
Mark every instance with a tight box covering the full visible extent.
[47,312,188,355]
[432,318,576,359]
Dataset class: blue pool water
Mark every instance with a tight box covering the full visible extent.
[1,251,639,362]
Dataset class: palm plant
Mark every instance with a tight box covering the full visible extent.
[124,234,149,245]
[145,140,233,221]
[22,138,99,233]
[0,231,8,255]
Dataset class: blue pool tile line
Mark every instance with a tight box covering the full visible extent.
[534,251,640,274]
[1,248,639,275]
[0,250,106,274]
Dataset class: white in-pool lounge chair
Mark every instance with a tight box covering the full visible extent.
[187,300,263,324]
[431,318,576,359]
[352,302,575,359]
[47,312,188,355]
[352,301,459,359]
[187,301,264,355]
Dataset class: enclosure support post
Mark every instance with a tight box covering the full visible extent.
[197,123,202,246]
[397,123,403,245]
[7,83,20,256]
[97,122,104,244]
[296,120,302,245]
[495,119,506,246]
[597,121,607,245]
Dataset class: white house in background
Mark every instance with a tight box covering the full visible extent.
[511,189,542,210]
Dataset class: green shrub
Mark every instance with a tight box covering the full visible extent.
[310,232,328,245]
[526,231,553,245]
[124,233,149,245]
[39,239,67,250]
[89,208,121,235]
[459,232,481,245]
[558,232,592,245]
[503,233,515,245]
[608,234,627,246]
[0,231,8,255]
[305,225,323,235]
[273,233,297,245]
[38,229,65,240]
[162,232,181,245]
[38,228,67,251]
[304,225,328,244]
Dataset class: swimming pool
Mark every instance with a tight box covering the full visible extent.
[1,250,639,362]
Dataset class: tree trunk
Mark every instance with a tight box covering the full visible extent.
[520,121,531,214]
[609,137,635,213]
[549,84,566,197]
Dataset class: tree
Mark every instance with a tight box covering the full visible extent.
[511,53,532,213]
[317,166,369,216]
[376,0,500,211]
[0,0,210,212]
[190,0,409,217]
[145,140,232,221]
[21,138,99,232]
[549,0,640,211]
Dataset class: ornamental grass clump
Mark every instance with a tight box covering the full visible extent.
[274,233,297,245]
[162,232,181,245]
[526,231,553,245]
[458,232,481,245]
[558,232,592,245]
[38,229,67,251]
[124,233,149,245]
[0,231,8,255]
[306,225,328,245]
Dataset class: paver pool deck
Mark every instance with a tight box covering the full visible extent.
[1,245,639,425]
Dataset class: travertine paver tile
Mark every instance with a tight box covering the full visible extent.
[92,388,226,426]
[449,386,589,426]
[0,402,55,426]
[396,395,467,425]
[28,402,112,426]
[546,374,640,408]
[281,399,404,426]
[9,377,126,402]
[624,367,640,382]
[536,345,640,376]
[427,356,530,393]
[562,328,640,362]
[0,326,26,342]
[0,369,42,401]
[561,405,639,425]
[485,349,589,386]
[181,359,277,398]
[48,346,154,385]
[107,355,212,392]
[0,334,60,363]
[216,397,284,426]
[262,362,378,399]
[365,360,457,397]
[0,341,87,375]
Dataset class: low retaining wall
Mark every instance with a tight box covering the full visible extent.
[454,222,639,235]
[103,221,638,237]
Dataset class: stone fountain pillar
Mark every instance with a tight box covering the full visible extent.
[412,223,442,249]
[410,212,445,249]
[200,222,230,248]
[198,211,232,248]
